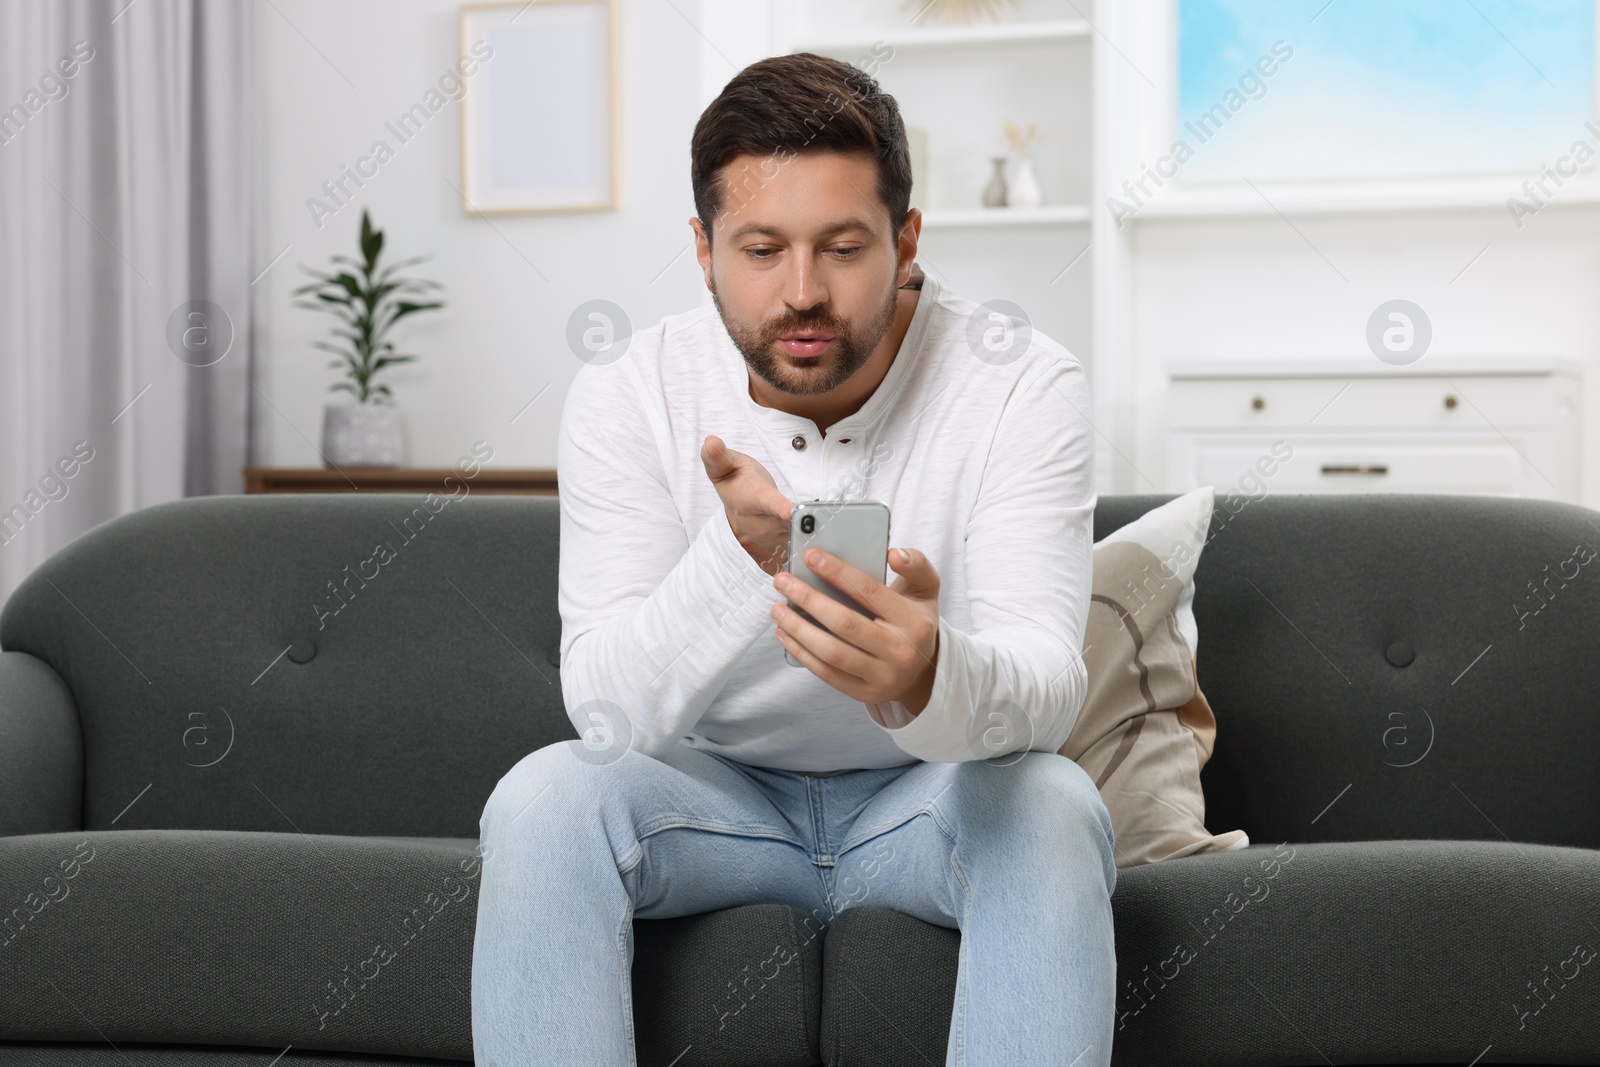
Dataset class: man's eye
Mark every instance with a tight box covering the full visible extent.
[742,247,861,260]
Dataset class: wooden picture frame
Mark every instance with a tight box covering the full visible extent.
[458,0,620,214]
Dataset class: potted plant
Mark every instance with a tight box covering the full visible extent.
[294,209,445,468]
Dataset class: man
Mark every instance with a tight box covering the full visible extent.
[472,51,1116,1066]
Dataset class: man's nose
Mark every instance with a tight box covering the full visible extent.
[782,257,829,311]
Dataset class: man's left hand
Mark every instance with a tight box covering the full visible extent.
[771,546,941,714]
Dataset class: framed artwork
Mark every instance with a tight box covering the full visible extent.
[458,0,620,214]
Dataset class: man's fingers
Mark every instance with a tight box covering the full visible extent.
[798,548,916,625]
[887,546,941,599]
[778,575,891,657]
[703,436,793,519]
[701,434,738,481]
[758,484,794,523]
[780,551,938,676]
[772,602,877,682]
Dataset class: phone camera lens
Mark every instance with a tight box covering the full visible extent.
[800,514,815,534]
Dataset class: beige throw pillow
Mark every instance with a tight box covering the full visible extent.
[1059,486,1250,868]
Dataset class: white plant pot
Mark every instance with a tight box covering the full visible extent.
[322,402,403,468]
[1010,157,1043,209]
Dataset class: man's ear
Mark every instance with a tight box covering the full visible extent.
[691,216,714,290]
[896,206,922,283]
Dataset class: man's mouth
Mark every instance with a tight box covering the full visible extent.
[779,333,836,359]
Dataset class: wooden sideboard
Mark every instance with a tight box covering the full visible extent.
[243,468,559,495]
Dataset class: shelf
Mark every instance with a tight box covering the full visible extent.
[1165,357,1582,379]
[1130,176,1600,221]
[243,467,559,494]
[793,18,1090,54]
[918,204,1089,227]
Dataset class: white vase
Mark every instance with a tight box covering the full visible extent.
[1010,156,1043,209]
[322,402,403,467]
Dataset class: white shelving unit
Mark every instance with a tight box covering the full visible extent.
[919,204,1091,228]
[775,0,1103,469]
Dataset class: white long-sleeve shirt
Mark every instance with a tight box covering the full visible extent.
[555,265,1096,772]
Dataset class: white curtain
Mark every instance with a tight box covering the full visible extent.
[0,0,267,607]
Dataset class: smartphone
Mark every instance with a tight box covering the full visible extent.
[783,500,891,667]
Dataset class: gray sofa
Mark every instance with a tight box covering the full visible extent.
[2,491,1598,1066]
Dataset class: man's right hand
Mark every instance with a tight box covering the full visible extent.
[701,434,794,577]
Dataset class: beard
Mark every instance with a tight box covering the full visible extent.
[712,276,899,397]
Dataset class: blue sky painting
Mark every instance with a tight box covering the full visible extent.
[1175,0,1595,181]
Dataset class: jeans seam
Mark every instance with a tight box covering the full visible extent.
[838,802,955,856]
[953,927,969,1067]
[949,847,969,895]
[925,803,959,847]
[619,895,637,1066]
[808,776,830,864]
[636,816,803,848]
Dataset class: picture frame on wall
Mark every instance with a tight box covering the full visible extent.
[458,0,619,214]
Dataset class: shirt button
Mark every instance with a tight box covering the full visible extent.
[791,435,806,451]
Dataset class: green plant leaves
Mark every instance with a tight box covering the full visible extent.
[297,208,446,402]
[359,209,384,269]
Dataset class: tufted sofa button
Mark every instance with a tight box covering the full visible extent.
[1384,640,1415,668]
[287,639,318,664]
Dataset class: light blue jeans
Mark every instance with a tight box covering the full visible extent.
[471,739,1118,1066]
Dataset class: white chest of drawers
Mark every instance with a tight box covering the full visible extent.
[1164,358,1582,502]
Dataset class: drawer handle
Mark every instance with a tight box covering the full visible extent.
[1251,395,1265,410]
[1444,394,1458,409]
[1321,464,1389,475]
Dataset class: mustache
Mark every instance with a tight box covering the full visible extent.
[769,315,842,337]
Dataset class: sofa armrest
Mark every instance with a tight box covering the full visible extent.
[0,651,82,836]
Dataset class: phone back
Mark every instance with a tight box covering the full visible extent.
[789,500,891,617]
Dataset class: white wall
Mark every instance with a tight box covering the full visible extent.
[262,0,710,469]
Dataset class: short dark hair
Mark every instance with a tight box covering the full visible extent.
[690,51,911,247]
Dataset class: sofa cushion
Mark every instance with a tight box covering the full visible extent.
[0,830,824,1066]
[0,831,483,1059]
[1094,494,1600,852]
[0,495,574,837]
[633,907,824,1066]
[820,904,956,1066]
[821,839,1600,1066]
[1063,486,1249,867]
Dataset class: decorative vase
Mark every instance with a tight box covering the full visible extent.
[322,402,403,467]
[1009,156,1042,209]
[981,156,1008,208]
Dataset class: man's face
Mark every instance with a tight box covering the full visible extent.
[695,150,903,397]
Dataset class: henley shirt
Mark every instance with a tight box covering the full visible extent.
[555,264,1096,772]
